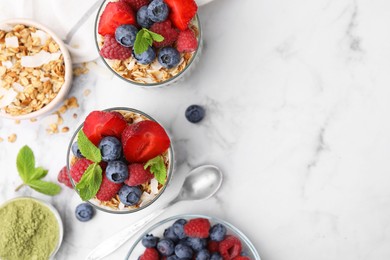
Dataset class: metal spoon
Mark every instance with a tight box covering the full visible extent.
[86,165,223,260]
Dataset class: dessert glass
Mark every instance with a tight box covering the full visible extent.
[94,0,203,88]
[66,107,174,214]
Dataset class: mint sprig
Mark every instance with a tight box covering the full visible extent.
[144,155,167,185]
[75,163,102,201]
[134,28,164,55]
[15,145,61,196]
[77,130,101,162]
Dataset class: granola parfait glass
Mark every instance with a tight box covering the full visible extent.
[66,107,174,214]
[94,0,202,88]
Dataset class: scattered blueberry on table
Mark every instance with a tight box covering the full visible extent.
[185,105,205,123]
[75,203,95,222]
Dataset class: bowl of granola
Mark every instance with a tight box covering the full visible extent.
[0,19,72,120]
[95,0,202,88]
[66,107,174,214]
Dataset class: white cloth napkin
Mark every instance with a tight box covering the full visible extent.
[0,0,101,63]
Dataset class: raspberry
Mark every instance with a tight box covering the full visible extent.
[219,235,242,259]
[125,164,154,186]
[57,166,72,188]
[176,29,197,53]
[150,20,179,48]
[232,256,250,260]
[140,248,159,260]
[208,241,220,253]
[120,0,149,11]
[96,174,123,201]
[70,159,94,183]
[184,218,211,238]
[100,35,132,60]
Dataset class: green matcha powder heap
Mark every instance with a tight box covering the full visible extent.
[0,198,59,260]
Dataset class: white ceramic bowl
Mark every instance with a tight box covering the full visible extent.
[0,19,72,120]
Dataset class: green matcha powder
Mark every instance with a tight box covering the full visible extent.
[0,198,59,260]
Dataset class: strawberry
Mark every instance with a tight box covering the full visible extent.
[120,0,149,11]
[232,256,250,260]
[57,166,72,188]
[125,163,154,186]
[176,29,198,52]
[83,111,128,146]
[140,248,159,260]
[219,235,242,260]
[98,1,136,36]
[70,159,94,183]
[184,218,211,238]
[164,0,198,31]
[122,121,170,163]
[208,241,220,253]
[96,174,123,201]
[100,35,132,60]
[150,20,179,48]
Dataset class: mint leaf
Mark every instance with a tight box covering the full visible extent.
[28,179,61,196]
[77,130,102,163]
[75,163,102,201]
[31,167,48,180]
[148,30,164,42]
[144,156,167,185]
[16,145,35,183]
[134,28,164,54]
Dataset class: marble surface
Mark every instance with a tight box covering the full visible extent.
[1,0,390,259]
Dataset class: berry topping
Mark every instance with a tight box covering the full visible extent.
[164,0,198,31]
[210,224,227,242]
[118,185,142,205]
[158,47,180,68]
[157,239,175,256]
[57,166,72,188]
[207,241,220,253]
[187,237,207,251]
[115,24,138,47]
[122,120,170,163]
[177,29,198,53]
[133,47,156,65]
[232,256,251,260]
[121,0,149,11]
[125,163,154,186]
[99,136,122,162]
[196,249,211,260]
[173,219,187,239]
[185,105,205,123]
[71,142,83,158]
[83,111,127,146]
[140,247,160,260]
[150,20,179,48]
[100,35,132,60]
[219,235,242,260]
[142,234,159,248]
[98,2,136,36]
[175,243,193,259]
[96,174,123,201]
[147,0,169,22]
[210,253,223,260]
[164,226,179,243]
[137,6,154,28]
[184,218,211,238]
[75,203,95,222]
[70,158,94,183]
[106,161,129,183]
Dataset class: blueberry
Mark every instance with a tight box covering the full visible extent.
[118,185,142,206]
[137,6,154,28]
[99,136,122,161]
[115,24,138,47]
[147,0,169,22]
[133,47,156,65]
[187,237,207,252]
[72,142,83,158]
[75,203,94,222]
[175,243,193,259]
[196,249,211,260]
[164,226,179,243]
[173,218,187,239]
[185,105,205,123]
[210,253,223,260]
[209,223,226,242]
[106,161,128,183]
[142,234,159,248]
[166,256,179,260]
[158,47,180,68]
[157,238,175,256]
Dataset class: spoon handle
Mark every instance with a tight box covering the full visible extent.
[86,207,166,260]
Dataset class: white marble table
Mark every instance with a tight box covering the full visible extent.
[1,0,390,259]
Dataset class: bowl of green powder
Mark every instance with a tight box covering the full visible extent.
[0,197,63,260]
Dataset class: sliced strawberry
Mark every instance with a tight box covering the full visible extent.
[98,2,136,36]
[164,0,198,31]
[122,121,170,163]
[83,111,128,146]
